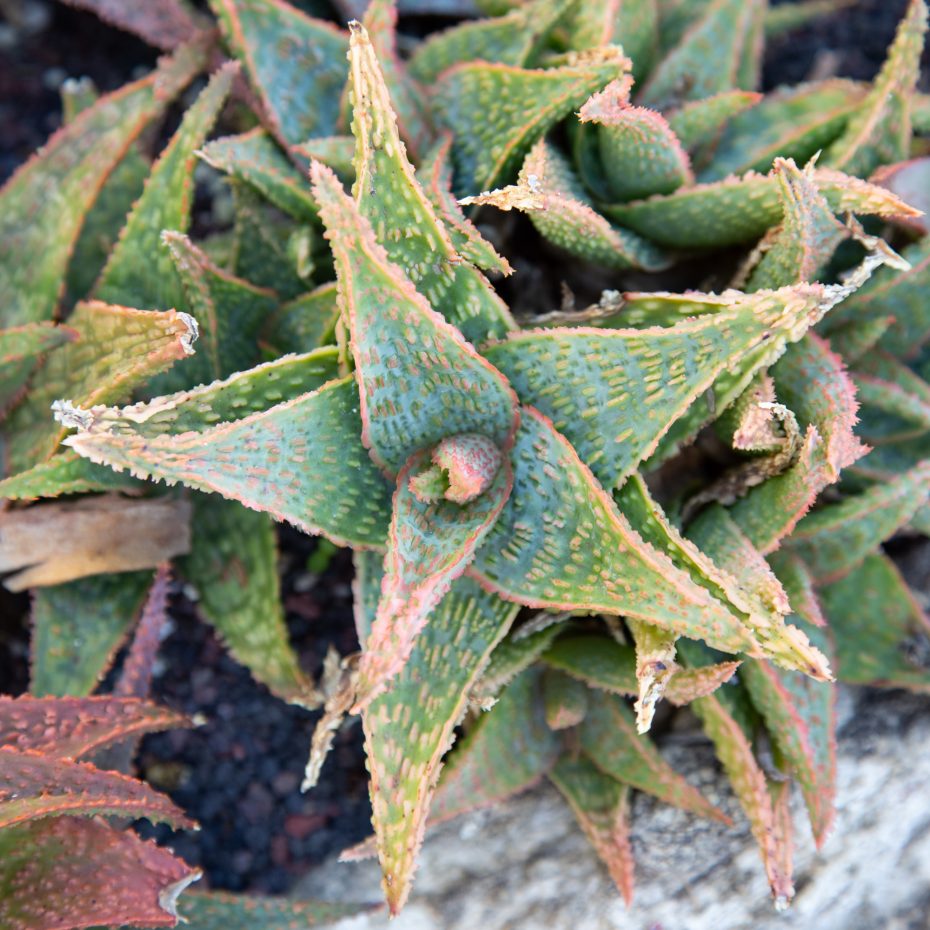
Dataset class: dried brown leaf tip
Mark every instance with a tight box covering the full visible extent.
[3,0,930,919]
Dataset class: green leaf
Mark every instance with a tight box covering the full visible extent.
[784,461,930,583]
[417,136,513,277]
[311,161,519,475]
[470,407,766,657]
[409,0,568,84]
[461,138,672,271]
[361,0,433,161]
[579,693,727,821]
[355,446,513,707]
[549,755,634,904]
[689,691,795,905]
[434,47,629,194]
[0,696,189,760]
[825,0,928,176]
[604,167,917,248]
[763,0,854,39]
[176,891,372,928]
[347,23,515,345]
[162,231,278,385]
[666,89,762,152]
[580,78,693,202]
[0,45,201,327]
[819,551,930,692]
[60,366,391,549]
[184,493,311,702]
[3,301,196,475]
[0,817,198,930]
[210,0,348,145]
[198,128,319,222]
[542,668,589,730]
[262,282,339,356]
[0,748,193,829]
[701,79,865,182]
[485,280,840,491]
[564,0,659,80]
[430,668,561,823]
[0,323,75,415]
[638,0,764,109]
[852,349,930,443]
[95,63,237,311]
[362,578,518,914]
[30,572,153,697]
[474,620,565,700]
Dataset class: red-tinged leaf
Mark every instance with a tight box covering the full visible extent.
[3,302,196,475]
[580,78,693,202]
[0,696,189,760]
[819,551,930,692]
[291,135,355,182]
[347,23,515,345]
[95,62,237,312]
[471,408,765,657]
[701,79,866,182]
[784,461,930,584]
[184,494,312,702]
[824,315,894,365]
[175,890,372,927]
[362,578,518,914]
[417,135,513,277]
[409,0,569,85]
[730,332,868,553]
[0,323,76,415]
[430,668,561,824]
[0,748,193,829]
[0,816,199,930]
[666,90,762,152]
[162,231,278,385]
[542,668,589,730]
[311,161,519,475]
[743,157,850,292]
[689,693,795,906]
[742,635,837,847]
[59,0,211,50]
[824,236,930,360]
[627,619,677,733]
[0,45,201,327]
[198,128,319,222]
[825,0,928,176]
[564,0,659,80]
[579,694,727,822]
[113,565,171,699]
[434,48,629,194]
[461,138,671,271]
[354,447,513,708]
[637,0,764,109]
[361,0,433,161]
[209,0,348,146]
[605,167,918,248]
[767,550,827,629]
[549,756,635,904]
[486,281,838,492]
[30,572,153,697]
[542,634,739,705]
[61,372,391,549]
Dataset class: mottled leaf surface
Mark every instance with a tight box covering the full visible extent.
[176,891,370,928]
[0,324,75,414]
[542,668,589,730]
[58,0,210,50]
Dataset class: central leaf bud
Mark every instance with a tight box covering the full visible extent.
[409,433,503,505]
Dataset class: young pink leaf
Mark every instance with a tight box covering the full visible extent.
[0,45,201,326]
[549,755,635,904]
[58,0,212,50]
[0,816,199,930]
[311,161,519,475]
[0,748,194,829]
[362,578,518,914]
[354,447,512,708]
[0,696,189,760]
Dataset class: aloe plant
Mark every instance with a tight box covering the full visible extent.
[2,0,930,923]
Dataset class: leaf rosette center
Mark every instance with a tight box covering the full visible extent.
[409,432,504,505]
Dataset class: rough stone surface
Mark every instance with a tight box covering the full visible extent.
[296,687,930,930]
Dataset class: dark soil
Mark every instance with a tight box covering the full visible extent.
[0,0,926,898]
